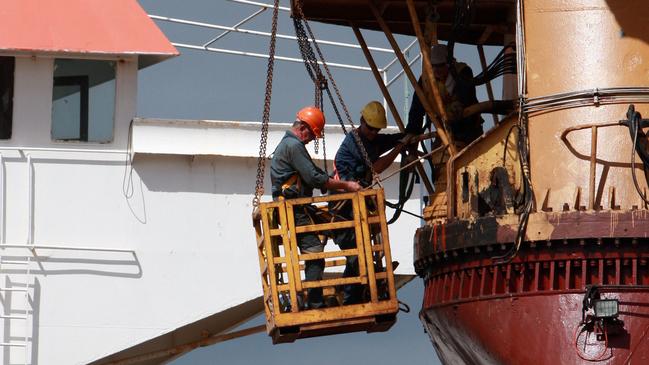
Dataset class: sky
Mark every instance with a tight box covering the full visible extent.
[135,1,503,364]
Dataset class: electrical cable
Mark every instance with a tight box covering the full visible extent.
[473,44,517,85]
[574,322,611,361]
[398,300,411,313]
[624,105,649,206]
[490,0,533,264]
[385,157,417,224]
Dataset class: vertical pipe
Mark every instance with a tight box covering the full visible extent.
[26,154,33,359]
[25,252,32,361]
[589,126,597,210]
[27,155,33,245]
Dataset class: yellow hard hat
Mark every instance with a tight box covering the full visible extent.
[361,101,387,129]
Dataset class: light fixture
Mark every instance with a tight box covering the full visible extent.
[593,299,619,319]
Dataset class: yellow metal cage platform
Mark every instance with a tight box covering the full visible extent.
[253,188,399,344]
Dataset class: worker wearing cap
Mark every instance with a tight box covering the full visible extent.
[405,44,484,146]
[331,101,405,304]
[270,106,361,309]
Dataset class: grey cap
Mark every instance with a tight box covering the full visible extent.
[430,44,448,65]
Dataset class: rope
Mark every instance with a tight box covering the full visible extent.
[252,0,279,208]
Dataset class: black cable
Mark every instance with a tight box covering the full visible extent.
[492,114,533,264]
[624,105,649,205]
[473,44,517,85]
[385,156,418,224]
[398,300,411,313]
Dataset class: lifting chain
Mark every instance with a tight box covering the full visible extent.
[293,0,378,184]
[252,0,280,208]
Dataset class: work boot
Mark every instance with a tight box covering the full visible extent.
[324,295,340,308]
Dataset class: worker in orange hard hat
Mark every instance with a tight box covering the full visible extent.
[295,105,325,138]
[406,44,484,146]
[270,106,361,309]
[331,101,408,305]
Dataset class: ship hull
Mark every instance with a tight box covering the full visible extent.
[414,212,649,364]
[421,290,649,364]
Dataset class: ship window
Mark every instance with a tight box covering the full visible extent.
[0,56,14,140]
[51,59,115,142]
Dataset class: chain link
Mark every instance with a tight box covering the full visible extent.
[252,0,280,208]
[293,0,377,183]
[321,124,328,175]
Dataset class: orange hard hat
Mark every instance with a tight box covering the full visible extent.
[296,106,325,138]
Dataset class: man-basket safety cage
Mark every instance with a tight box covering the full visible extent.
[253,188,399,343]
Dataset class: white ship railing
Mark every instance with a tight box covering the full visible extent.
[148,0,422,110]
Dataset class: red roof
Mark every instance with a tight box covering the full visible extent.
[0,0,178,67]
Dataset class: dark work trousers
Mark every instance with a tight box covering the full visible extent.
[294,206,325,308]
[333,227,362,304]
[329,199,363,304]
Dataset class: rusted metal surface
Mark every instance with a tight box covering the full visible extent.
[415,210,649,269]
[421,243,649,364]
[421,235,649,364]
[422,288,649,364]
[447,115,520,217]
[294,0,515,44]
[423,247,649,300]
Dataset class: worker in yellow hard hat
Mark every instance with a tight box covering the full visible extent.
[334,101,406,186]
[406,44,484,146]
[270,106,361,310]
[331,100,406,305]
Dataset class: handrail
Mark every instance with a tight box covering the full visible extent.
[0,146,127,154]
[0,243,135,253]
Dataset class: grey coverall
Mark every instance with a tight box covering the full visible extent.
[270,130,329,308]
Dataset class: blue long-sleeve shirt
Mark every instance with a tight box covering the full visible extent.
[334,131,403,186]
